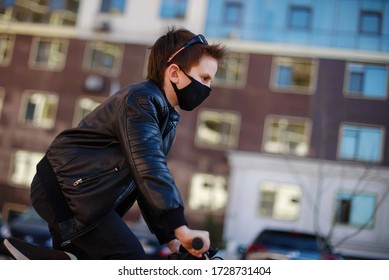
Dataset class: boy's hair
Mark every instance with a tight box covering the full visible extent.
[147,27,226,87]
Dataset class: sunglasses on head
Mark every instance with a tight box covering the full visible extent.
[167,34,208,63]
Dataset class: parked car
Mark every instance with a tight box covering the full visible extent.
[8,208,52,248]
[241,228,343,260]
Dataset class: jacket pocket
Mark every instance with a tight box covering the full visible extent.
[72,167,119,187]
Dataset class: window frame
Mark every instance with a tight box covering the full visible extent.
[337,122,385,164]
[9,149,45,188]
[262,115,312,157]
[1,202,28,224]
[159,0,188,19]
[72,95,105,127]
[187,172,228,213]
[213,52,249,88]
[1,0,79,26]
[344,62,388,100]
[288,5,312,31]
[258,181,302,221]
[270,56,318,94]
[100,0,127,14]
[334,191,377,229]
[0,1,14,22]
[194,108,241,151]
[83,41,124,77]
[0,34,14,67]
[359,10,382,35]
[18,90,59,129]
[29,37,68,71]
[223,1,243,26]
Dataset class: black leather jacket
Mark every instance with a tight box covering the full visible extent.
[45,80,186,244]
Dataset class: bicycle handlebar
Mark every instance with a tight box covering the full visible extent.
[167,237,222,260]
[191,237,204,250]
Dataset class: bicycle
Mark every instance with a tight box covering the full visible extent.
[168,237,223,260]
[2,236,222,260]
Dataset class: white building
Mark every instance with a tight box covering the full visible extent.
[224,151,389,260]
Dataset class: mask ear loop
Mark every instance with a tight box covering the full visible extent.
[174,65,193,80]
[170,65,191,86]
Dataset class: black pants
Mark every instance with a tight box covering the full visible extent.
[30,174,147,260]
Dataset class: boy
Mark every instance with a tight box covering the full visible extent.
[4,27,226,259]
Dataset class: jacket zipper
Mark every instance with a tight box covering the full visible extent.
[73,167,119,187]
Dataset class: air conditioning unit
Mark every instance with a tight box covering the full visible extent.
[94,20,111,32]
[84,74,105,92]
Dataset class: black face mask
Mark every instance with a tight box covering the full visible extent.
[171,71,211,111]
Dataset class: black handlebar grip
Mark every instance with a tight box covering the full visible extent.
[191,237,204,250]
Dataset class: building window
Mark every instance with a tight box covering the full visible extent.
[84,42,123,76]
[223,1,243,26]
[29,37,68,71]
[0,0,14,21]
[259,182,301,221]
[272,57,317,93]
[19,91,58,129]
[100,0,126,14]
[334,192,376,229]
[73,96,103,126]
[188,173,228,212]
[288,5,311,30]
[214,52,248,88]
[1,0,79,26]
[360,11,382,35]
[1,202,28,223]
[0,34,14,66]
[263,116,311,156]
[160,0,187,19]
[345,63,387,100]
[195,109,241,150]
[338,123,384,163]
[10,150,44,187]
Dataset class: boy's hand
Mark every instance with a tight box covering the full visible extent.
[174,225,210,258]
[166,239,181,254]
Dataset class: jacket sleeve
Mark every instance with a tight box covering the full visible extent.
[117,90,187,233]
[137,196,177,244]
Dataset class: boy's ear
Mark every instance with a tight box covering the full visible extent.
[166,64,180,83]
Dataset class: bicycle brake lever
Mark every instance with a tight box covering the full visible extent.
[168,245,223,260]
[168,245,205,260]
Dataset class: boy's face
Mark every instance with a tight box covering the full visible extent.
[164,54,218,108]
[185,55,218,88]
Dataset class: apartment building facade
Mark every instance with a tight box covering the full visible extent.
[0,0,388,259]
[204,0,389,259]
